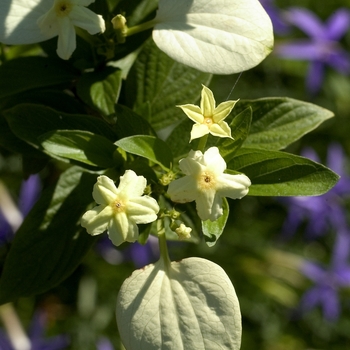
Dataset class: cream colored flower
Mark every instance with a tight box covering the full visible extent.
[81,171,159,246]
[0,0,105,60]
[177,85,238,142]
[167,147,250,221]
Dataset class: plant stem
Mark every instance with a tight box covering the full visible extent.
[197,134,208,152]
[126,20,157,37]
[157,218,171,268]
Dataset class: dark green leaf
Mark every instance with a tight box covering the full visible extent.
[115,135,173,170]
[4,104,118,151]
[217,107,252,162]
[76,67,123,123]
[202,198,229,247]
[0,57,78,99]
[233,98,334,150]
[228,148,339,196]
[39,130,120,168]
[0,167,97,303]
[113,104,156,138]
[0,89,86,114]
[126,38,212,130]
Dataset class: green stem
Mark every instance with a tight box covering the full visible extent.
[157,218,171,268]
[197,134,208,153]
[126,19,157,37]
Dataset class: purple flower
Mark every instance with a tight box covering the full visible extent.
[280,143,350,240]
[96,337,114,350]
[299,231,350,321]
[95,233,159,268]
[276,8,350,94]
[0,175,41,246]
[0,309,69,350]
[259,0,291,35]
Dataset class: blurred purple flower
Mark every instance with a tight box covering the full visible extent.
[276,8,350,94]
[299,231,350,321]
[0,175,41,246]
[0,309,69,350]
[280,143,350,239]
[95,233,159,268]
[97,337,114,350]
[259,0,291,35]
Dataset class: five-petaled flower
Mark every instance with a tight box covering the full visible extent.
[81,171,159,246]
[167,147,251,221]
[0,0,105,60]
[177,85,238,142]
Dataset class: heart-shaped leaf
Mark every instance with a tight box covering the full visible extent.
[117,257,241,350]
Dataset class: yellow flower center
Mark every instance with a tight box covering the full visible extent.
[112,198,126,213]
[55,0,73,17]
[198,171,216,190]
[203,117,213,128]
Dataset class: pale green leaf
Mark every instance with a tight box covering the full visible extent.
[153,0,273,74]
[117,257,241,350]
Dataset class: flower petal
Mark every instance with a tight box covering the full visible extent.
[81,205,113,235]
[195,189,221,221]
[177,104,204,123]
[167,176,199,203]
[108,211,138,246]
[69,6,105,34]
[127,196,159,224]
[178,152,204,176]
[118,170,147,197]
[153,0,273,74]
[209,122,232,139]
[0,0,52,44]
[56,16,76,59]
[200,85,216,117]
[190,124,210,141]
[213,100,238,123]
[216,174,251,199]
[202,147,226,173]
[93,175,118,205]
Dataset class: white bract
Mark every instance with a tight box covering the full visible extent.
[0,0,105,60]
[153,0,274,74]
[168,147,251,221]
[81,171,159,246]
[178,85,237,141]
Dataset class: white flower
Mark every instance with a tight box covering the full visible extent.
[178,85,237,141]
[81,171,159,246]
[152,0,274,74]
[167,147,250,221]
[0,0,105,60]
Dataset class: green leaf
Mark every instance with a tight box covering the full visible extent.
[0,167,97,303]
[228,148,340,196]
[39,130,120,168]
[76,67,123,123]
[202,198,229,247]
[115,135,173,170]
[113,104,156,138]
[217,107,252,162]
[233,98,334,150]
[117,257,241,350]
[0,89,86,114]
[4,104,118,150]
[126,38,212,130]
[0,57,78,99]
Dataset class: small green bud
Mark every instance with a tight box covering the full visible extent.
[111,14,128,43]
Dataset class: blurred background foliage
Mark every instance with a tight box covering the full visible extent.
[1,0,350,349]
